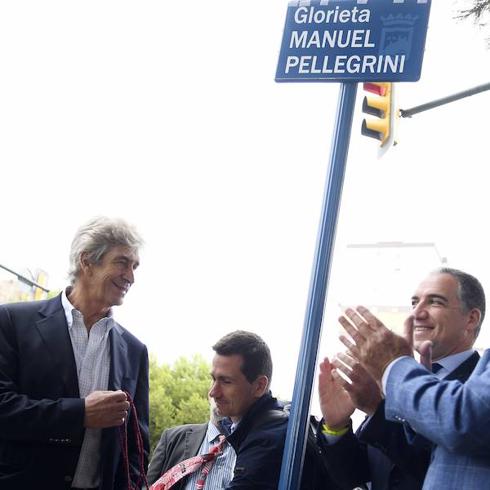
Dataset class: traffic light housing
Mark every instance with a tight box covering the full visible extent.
[361,82,394,147]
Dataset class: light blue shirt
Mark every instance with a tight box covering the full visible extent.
[184,422,236,489]
[428,349,475,378]
[382,349,475,392]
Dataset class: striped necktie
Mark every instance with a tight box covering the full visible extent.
[150,435,226,490]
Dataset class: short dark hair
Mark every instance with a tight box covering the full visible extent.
[212,330,273,385]
[435,267,486,337]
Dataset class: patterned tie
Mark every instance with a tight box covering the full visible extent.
[150,435,227,490]
[219,417,233,436]
[431,362,443,374]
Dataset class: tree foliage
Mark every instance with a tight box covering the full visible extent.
[149,354,211,453]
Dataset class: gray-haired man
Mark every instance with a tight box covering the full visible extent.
[0,216,149,490]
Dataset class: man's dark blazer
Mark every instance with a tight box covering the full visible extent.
[0,294,149,490]
[147,423,208,488]
[226,393,341,489]
[148,397,341,490]
[147,395,288,490]
[318,351,480,490]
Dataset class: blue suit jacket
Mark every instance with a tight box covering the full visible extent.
[0,295,149,490]
[317,352,480,489]
[385,351,490,489]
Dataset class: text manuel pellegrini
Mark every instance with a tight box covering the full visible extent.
[285,5,405,76]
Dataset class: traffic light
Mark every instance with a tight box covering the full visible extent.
[361,82,395,147]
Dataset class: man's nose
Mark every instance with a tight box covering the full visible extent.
[124,266,135,285]
[209,382,219,398]
[413,301,429,318]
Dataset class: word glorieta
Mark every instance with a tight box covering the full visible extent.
[294,5,370,25]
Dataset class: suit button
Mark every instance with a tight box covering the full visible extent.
[64,475,73,482]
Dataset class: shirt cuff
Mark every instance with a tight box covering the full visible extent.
[381,356,412,395]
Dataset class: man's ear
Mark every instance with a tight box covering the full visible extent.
[466,308,481,338]
[79,252,92,274]
[253,375,269,398]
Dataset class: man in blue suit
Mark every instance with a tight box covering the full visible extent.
[339,269,488,489]
[0,217,149,490]
[317,268,484,489]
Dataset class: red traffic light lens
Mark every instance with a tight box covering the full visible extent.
[363,82,387,96]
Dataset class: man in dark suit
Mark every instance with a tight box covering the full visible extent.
[317,268,485,489]
[0,216,149,490]
[148,330,282,490]
[148,331,340,490]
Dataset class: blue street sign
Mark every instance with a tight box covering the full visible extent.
[276,0,432,82]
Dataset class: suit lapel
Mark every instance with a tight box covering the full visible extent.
[101,323,129,481]
[186,424,208,458]
[35,296,79,396]
[108,324,128,390]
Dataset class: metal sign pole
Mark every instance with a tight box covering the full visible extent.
[278,81,358,490]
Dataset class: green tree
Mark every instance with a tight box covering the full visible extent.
[149,354,211,454]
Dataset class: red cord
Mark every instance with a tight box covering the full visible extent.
[119,391,149,490]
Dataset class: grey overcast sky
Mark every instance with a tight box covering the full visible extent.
[1,0,489,404]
